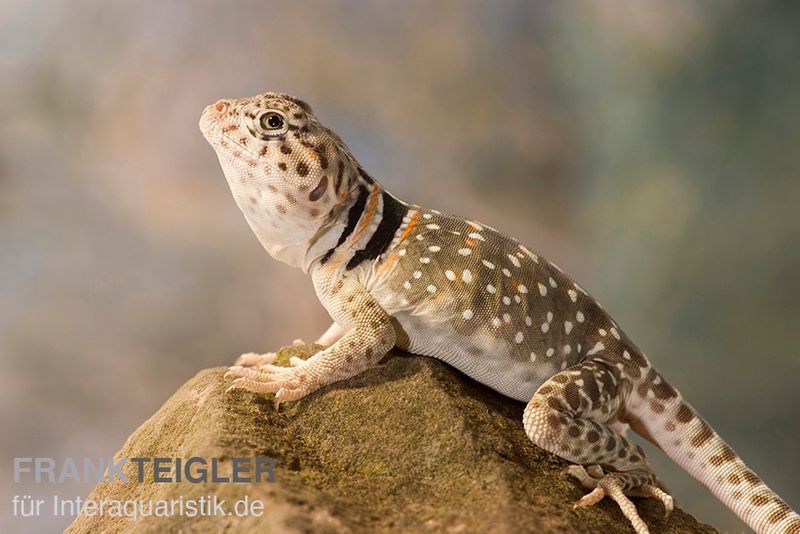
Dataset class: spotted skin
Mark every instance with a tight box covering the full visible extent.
[200,92,799,534]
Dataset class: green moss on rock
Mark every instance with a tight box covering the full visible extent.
[67,346,718,533]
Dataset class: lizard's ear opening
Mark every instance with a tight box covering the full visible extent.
[309,176,329,202]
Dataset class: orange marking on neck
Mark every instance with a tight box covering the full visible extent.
[466,239,476,248]
[377,210,419,275]
[348,185,380,248]
[396,210,420,245]
[379,253,399,274]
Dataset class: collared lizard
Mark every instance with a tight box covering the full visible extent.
[199,92,799,534]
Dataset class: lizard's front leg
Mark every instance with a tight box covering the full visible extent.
[226,279,395,407]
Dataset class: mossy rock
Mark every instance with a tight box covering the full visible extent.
[67,345,717,533]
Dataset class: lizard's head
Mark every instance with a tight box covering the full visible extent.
[200,92,372,267]
[200,92,360,227]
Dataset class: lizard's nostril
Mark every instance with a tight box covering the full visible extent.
[214,100,227,113]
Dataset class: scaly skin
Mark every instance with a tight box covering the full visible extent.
[199,92,799,534]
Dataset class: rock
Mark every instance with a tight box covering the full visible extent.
[67,345,717,533]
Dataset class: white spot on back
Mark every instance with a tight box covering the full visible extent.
[426,224,440,230]
[538,283,547,296]
[462,309,474,320]
[445,270,456,281]
[568,289,578,302]
[515,331,524,344]
[419,257,431,264]
[507,254,521,268]
[413,271,422,279]
[520,245,539,263]
[462,269,473,283]
[517,284,528,294]
[428,245,441,252]
[576,311,585,323]
[458,248,472,256]
[486,284,497,294]
[426,285,437,293]
[587,342,605,355]
[482,259,495,270]
[564,321,573,334]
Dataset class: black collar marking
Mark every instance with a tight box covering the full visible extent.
[346,191,407,270]
[320,184,369,265]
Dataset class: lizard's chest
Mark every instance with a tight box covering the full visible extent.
[359,208,601,401]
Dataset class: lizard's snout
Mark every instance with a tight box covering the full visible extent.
[199,99,232,138]
[202,99,230,117]
[212,99,229,113]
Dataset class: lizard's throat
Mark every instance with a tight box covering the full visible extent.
[237,203,342,273]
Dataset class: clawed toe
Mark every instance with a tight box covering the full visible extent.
[225,364,290,380]
[235,352,277,366]
[565,466,673,534]
[225,376,279,395]
[565,464,604,489]
[640,484,674,518]
[224,357,316,411]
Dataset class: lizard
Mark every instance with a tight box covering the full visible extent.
[199,91,799,534]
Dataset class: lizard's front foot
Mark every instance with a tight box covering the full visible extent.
[225,357,317,407]
[565,465,673,534]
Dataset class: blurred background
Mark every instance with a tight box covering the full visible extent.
[1,1,798,531]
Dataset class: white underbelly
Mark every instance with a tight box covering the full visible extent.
[391,311,554,402]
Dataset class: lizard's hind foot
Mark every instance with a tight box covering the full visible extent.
[566,465,673,534]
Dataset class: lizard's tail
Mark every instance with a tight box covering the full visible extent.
[626,372,799,534]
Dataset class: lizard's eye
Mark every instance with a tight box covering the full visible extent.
[256,111,287,136]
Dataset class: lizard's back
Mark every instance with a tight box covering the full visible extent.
[365,206,626,401]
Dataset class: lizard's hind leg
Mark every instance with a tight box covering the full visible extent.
[523,359,672,534]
